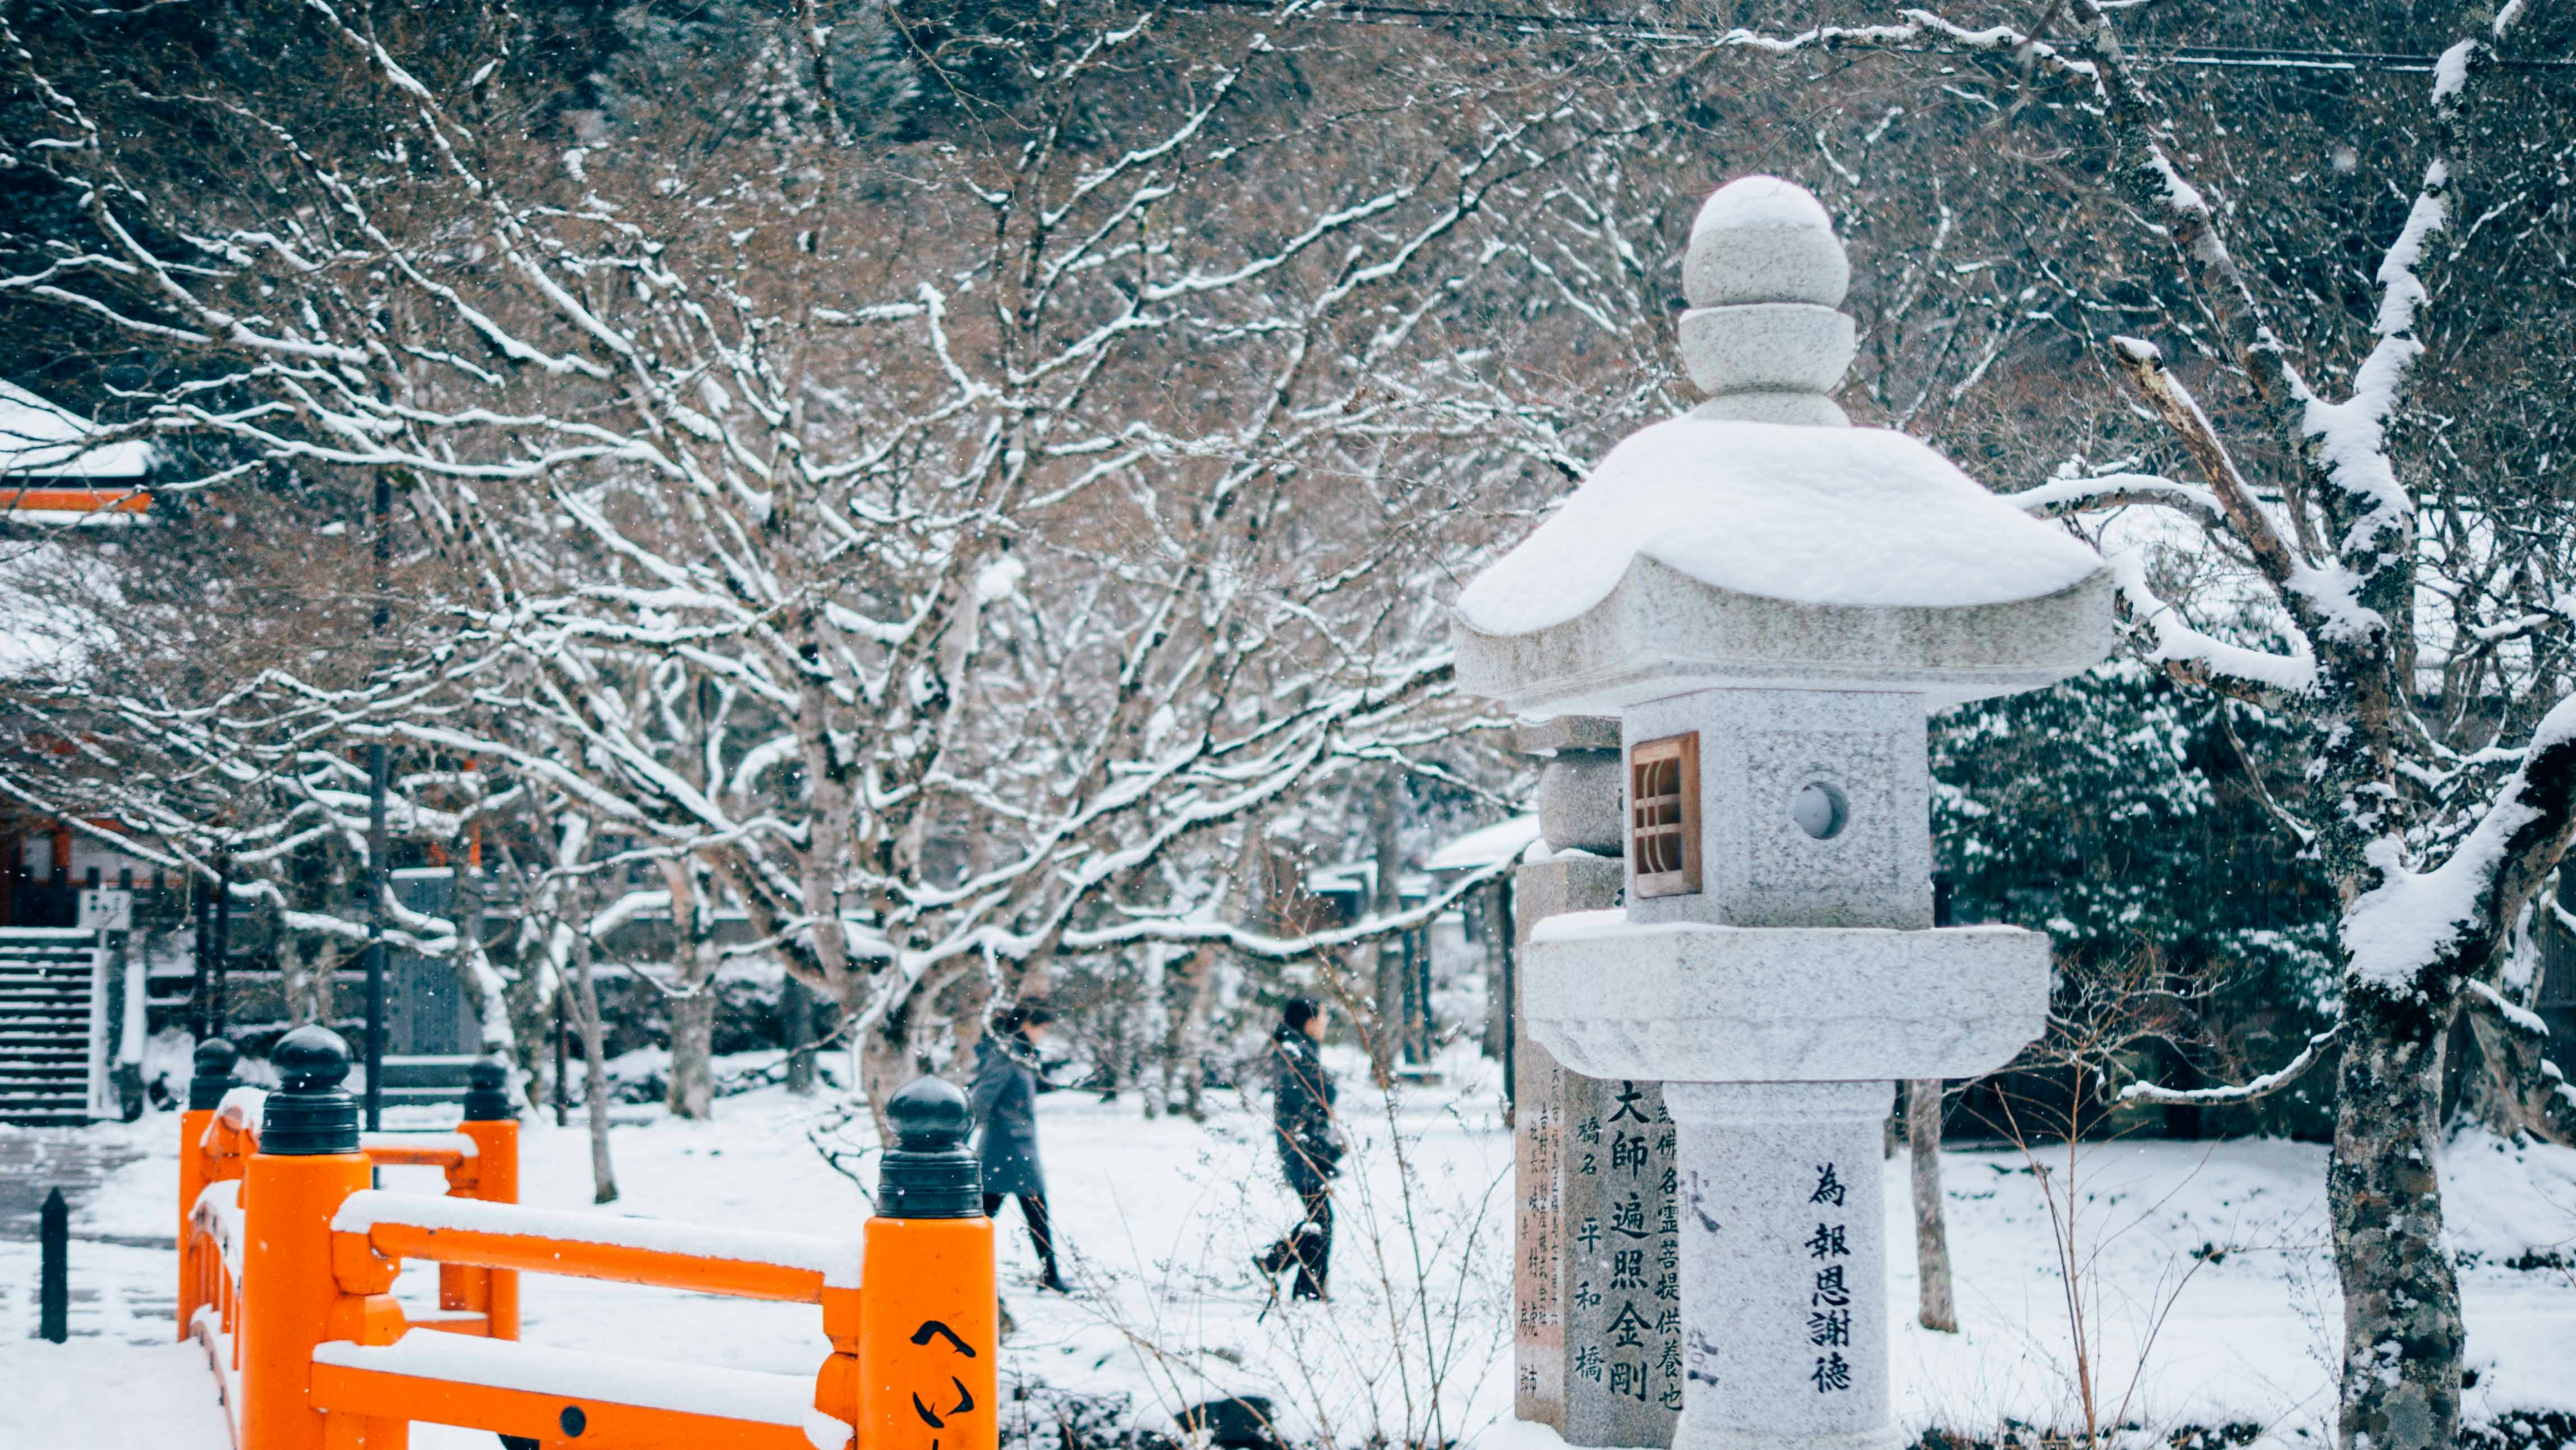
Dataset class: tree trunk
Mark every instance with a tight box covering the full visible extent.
[782,974,818,1096]
[1367,770,1404,1088]
[571,923,618,1204]
[1158,946,1217,1123]
[668,986,716,1119]
[1908,1079,1957,1333]
[659,860,720,1119]
[1180,952,1216,1123]
[2463,991,2576,1144]
[2463,886,2576,1144]
[291,937,341,1029]
[2331,996,2462,1450]
[1483,878,1513,1063]
[447,860,514,1059]
[857,998,913,1145]
[502,928,558,1113]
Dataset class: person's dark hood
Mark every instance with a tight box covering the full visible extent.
[979,1030,1039,1067]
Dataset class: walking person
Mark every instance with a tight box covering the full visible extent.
[970,1000,1067,1293]
[1255,996,1340,1301]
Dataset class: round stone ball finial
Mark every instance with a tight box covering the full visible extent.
[188,1036,242,1111]
[462,1057,515,1122]
[876,1075,982,1219]
[1682,175,1850,309]
[260,1025,361,1155]
[1676,175,1859,426]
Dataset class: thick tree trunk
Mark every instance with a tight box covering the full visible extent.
[2330,995,2461,1450]
[571,925,618,1204]
[668,986,717,1119]
[1908,1079,1957,1333]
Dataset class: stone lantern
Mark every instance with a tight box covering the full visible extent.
[1456,177,2115,1450]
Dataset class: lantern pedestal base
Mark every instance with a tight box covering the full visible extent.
[1667,1082,1898,1450]
[1677,1426,1907,1450]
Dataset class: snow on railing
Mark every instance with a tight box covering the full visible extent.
[205,1084,267,1143]
[310,1336,843,1446]
[192,1179,246,1280]
[330,1190,861,1293]
[359,1131,478,1163]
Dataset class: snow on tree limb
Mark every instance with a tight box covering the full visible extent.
[2464,979,2550,1039]
[2343,695,2576,999]
[2104,548,2317,702]
[2115,1025,2340,1105]
[2105,339,2303,585]
[1057,854,1516,961]
[2002,472,2225,530]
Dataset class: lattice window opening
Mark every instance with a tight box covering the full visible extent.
[1629,732,1701,897]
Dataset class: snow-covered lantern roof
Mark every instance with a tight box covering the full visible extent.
[1454,177,2113,717]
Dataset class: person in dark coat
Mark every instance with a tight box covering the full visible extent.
[1255,996,1340,1300]
[970,1000,1065,1292]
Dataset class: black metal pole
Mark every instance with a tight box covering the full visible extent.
[189,882,210,1041]
[1414,926,1434,1059]
[553,985,570,1128]
[363,469,393,1134]
[210,856,233,1039]
[782,974,817,1095]
[39,1187,68,1342]
[1497,875,1516,1116]
[364,798,389,1131]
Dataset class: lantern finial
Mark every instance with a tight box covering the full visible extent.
[1678,175,1855,426]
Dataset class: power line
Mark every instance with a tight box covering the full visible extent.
[1163,0,2576,75]
[2154,45,2573,74]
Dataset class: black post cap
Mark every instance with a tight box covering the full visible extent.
[259,1025,361,1156]
[462,1058,515,1122]
[188,1038,243,1111]
[876,1076,982,1219]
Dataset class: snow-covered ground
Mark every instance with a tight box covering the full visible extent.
[4,1045,2573,1449]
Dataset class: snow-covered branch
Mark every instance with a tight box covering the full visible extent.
[2115,1025,2339,1105]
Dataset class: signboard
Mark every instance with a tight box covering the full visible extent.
[77,887,133,932]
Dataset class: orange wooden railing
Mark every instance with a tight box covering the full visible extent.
[178,1029,996,1450]
[180,1042,523,1361]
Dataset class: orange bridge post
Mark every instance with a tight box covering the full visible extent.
[241,1026,403,1450]
[857,1078,999,1450]
[177,1037,240,1342]
[447,1058,521,1340]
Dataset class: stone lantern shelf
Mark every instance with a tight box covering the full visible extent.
[1456,177,2116,1450]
